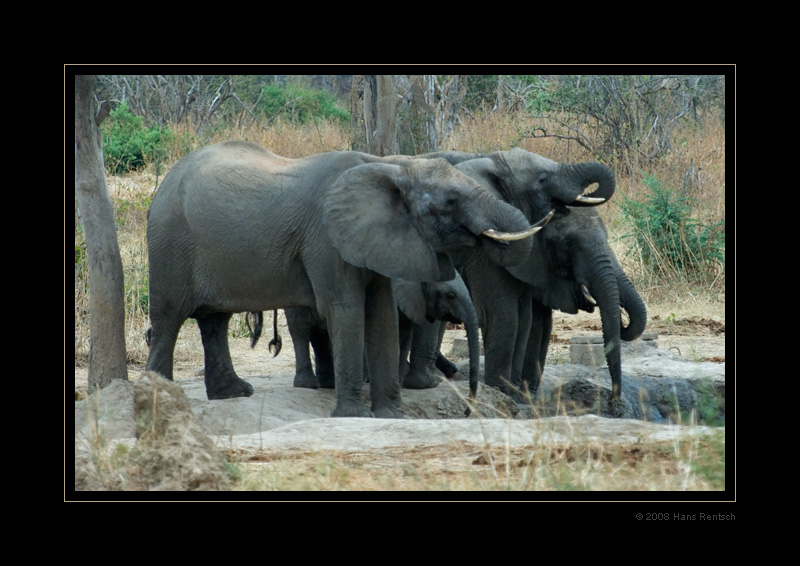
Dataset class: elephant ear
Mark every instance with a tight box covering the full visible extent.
[506,256,581,314]
[324,162,440,281]
[436,253,456,281]
[392,279,427,325]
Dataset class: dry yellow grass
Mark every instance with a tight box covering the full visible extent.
[225,429,725,491]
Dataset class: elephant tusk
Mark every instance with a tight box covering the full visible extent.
[482,210,555,241]
[482,225,541,241]
[576,195,605,204]
[581,284,597,305]
[532,209,555,228]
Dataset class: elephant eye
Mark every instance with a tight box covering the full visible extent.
[446,197,458,207]
[446,292,457,300]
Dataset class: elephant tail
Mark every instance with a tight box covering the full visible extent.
[246,311,263,348]
[246,310,283,356]
[268,310,282,357]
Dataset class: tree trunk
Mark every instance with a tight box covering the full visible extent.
[354,75,399,156]
[371,75,398,156]
[349,75,367,152]
[74,74,128,390]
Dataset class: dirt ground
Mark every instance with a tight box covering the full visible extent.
[73,297,727,495]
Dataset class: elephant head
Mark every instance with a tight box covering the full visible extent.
[323,158,544,282]
[423,148,615,224]
[510,207,647,400]
[393,272,480,400]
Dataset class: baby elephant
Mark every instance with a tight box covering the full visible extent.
[263,273,480,398]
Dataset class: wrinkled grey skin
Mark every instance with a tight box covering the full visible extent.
[279,271,480,398]
[145,141,539,418]
[509,207,647,400]
[420,149,618,398]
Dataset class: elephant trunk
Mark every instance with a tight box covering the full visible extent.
[560,162,616,206]
[618,272,647,342]
[583,253,624,400]
[463,303,481,401]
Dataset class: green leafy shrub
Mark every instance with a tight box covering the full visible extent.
[258,83,349,124]
[102,103,174,174]
[620,172,724,280]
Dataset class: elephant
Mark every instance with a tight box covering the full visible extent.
[510,206,647,401]
[276,271,480,399]
[144,140,545,418]
[416,149,619,398]
[394,273,480,397]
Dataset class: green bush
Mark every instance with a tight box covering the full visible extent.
[102,103,173,174]
[258,83,349,124]
[620,172,724,279]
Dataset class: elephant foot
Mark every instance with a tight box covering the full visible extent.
[435,356,459,378]
[331,399,374,418]
[484,377,525,403]
[317,372,335,389]
[402,369,440,389]
[372,404,405,419]
[206,376,254,400]
[520,380,541,401]
[293,371,320,389]
[399,360,410,381]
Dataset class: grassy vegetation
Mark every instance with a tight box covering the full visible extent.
[74,106,726,492]
[224,430,725,491]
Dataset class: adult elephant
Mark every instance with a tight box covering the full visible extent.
[419,149,617,398]
[510,206,647,400]
[145,141,543,418]
[280,271,480,399]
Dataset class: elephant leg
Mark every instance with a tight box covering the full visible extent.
[310,327,335,388]
[196,312,254,400]
[403,320,441,389]
[460,261,522,398]
[286,307,320,389]
[437,318,447,349]
[523,300,552,397]
[511,287,533,392]
[364,276,404,417]
[398,316,413,385]
[435,352,459,378]
[480,292,523,398]
[326,289,373,418]
[144,316,182,380]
